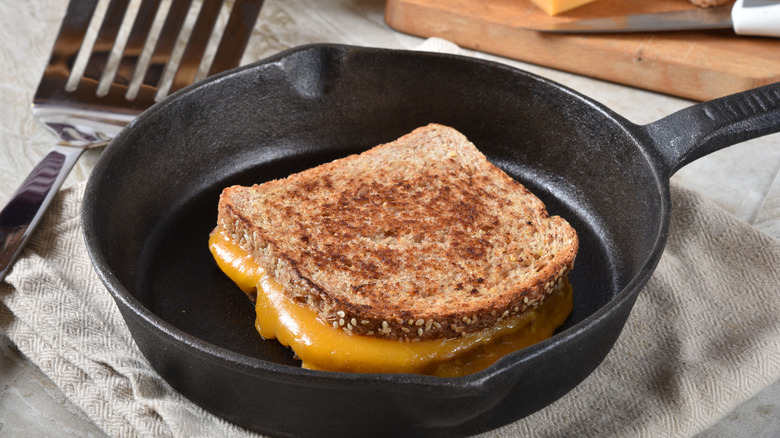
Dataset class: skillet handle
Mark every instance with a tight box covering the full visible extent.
[644,81,780,179]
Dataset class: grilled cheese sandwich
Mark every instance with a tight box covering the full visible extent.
[210,124,578,376]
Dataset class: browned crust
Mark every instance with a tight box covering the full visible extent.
[216,124,578,341]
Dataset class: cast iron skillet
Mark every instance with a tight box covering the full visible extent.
[82,44,780,437]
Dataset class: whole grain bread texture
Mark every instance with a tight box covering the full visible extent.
[216,124,578,341]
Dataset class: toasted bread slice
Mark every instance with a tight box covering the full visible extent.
[216,124,578,341]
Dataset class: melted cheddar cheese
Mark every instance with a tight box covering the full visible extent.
[209,227,572,377]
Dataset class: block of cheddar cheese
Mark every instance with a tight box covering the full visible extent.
[529,0,600,15]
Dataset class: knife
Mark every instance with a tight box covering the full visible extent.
[524,0,780,38]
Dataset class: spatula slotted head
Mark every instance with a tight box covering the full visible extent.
[34,0,264,115]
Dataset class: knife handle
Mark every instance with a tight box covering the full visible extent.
[732,0,780,37]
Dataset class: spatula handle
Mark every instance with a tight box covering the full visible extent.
[0,146,83,281]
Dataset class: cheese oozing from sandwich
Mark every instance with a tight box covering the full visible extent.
[209,227,572,377]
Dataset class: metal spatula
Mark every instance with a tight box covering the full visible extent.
[0,0,264,281]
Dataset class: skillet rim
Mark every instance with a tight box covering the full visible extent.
[81,43,675,390]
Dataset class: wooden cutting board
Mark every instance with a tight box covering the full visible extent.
[384,0,780,101]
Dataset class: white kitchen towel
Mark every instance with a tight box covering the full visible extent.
[1,179,779,438]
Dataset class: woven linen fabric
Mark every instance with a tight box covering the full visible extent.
[1,179,779,438]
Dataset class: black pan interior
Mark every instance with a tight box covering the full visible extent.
[86,44,666,375]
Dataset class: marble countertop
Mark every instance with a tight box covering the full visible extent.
[1,0,779,436]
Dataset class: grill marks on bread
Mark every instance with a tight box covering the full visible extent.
[218,124,578,341]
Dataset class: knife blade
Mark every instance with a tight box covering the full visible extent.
[523,0,780,38]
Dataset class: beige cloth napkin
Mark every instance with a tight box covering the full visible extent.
[1,179,779,438]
